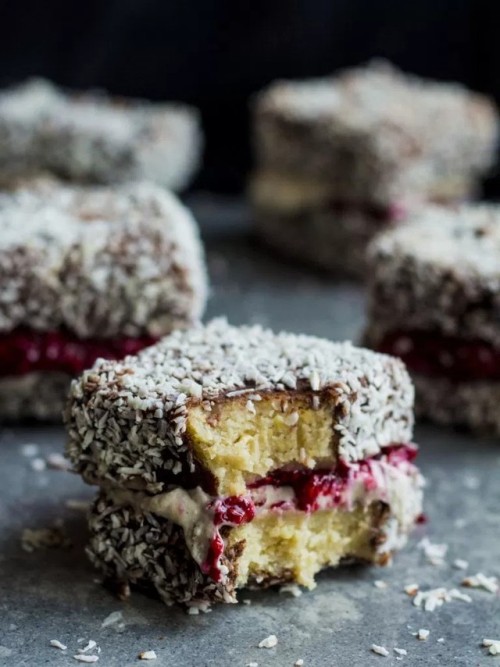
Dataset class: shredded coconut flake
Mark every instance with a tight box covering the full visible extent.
[462,572,499,593]
[371,644,390,657]
[101,611,123,628]
[73,656,98,663]
[417,537,448,566]
[50,639,67,651]
[258,635,278,649]
[374,580,388,589]
[452,558,469,570]
[138,651,157,660]
[417,629,430,641]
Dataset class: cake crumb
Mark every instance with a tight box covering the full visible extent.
[404,583,419,596]
[258,635,278,649]
[66,499,90,512]
[371,644,389,657]
[374,580,388,589]
[21,526,72,552]
[417,629,430,641]
[50,639,67,651]
[138,650,157,660]
[452,558,468,570]
[462,572,498,593]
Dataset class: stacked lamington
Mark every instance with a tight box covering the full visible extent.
[66,319,424,609]
[0,180,207,420]
[251,61,498,276]
[0,78,202,190]
[366,204,500,434]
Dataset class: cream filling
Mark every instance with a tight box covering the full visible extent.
[249,170,335,213]
[107,456,423,580]
[108,486,215,568]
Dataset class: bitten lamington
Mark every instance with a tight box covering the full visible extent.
[0,180,207,420]
[250,61,498,276]
[66,319,424,609]
[366,204,500,435]
[0,78,202,191]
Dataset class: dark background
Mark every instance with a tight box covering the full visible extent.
[1,0,500,193]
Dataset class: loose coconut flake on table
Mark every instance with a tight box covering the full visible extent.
[258,635,278,649]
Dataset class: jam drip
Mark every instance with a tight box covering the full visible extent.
[377,330,500,382]
[0,327,158,377]
[201,443,417,581]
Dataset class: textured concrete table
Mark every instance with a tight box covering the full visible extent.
[1,197,499,667]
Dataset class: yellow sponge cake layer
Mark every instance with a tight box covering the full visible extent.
[187,392,340,496]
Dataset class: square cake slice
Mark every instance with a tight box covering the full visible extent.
[0,78,202,191]
[366,204,500,434]
[0,179,207,420]
[66,319,423,608]
[250,60,498,276]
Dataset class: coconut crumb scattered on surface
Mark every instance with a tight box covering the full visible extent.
[417,537,448,566]
[417,629,430,641]
[279,584,302,597]
[371,644,390,657]
[65,499,91,511]
[30,457,46,472]
[246,663,258,667]
[49,639,67,651]
[21,443,39,457]
[242,599,252,605]
[462,572,499,593]
[404,583,419,596]
[374,580,388,589]
[78,640,97,654]
[46,452,72,471]
[483,639,500,656]
[101,611,123,628]
[138,650,157,660]
[394,647,407,656]
[412,587,472,611]
[437,638,445,643]
[21,525,72,552]
[452,558,469,570]
[73,656,98,663]
[258,635,278,649]
[294,660,304,666]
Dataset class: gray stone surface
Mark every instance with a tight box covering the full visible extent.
[1,196,499,666]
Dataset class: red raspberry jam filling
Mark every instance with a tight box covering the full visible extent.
[376,330,500,382]
[0,328,158,377]
[201,443,418,582]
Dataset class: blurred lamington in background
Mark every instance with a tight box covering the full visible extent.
[250,60,498,277]
[0,78,202,191]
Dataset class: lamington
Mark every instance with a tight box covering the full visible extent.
[0,180,207,420]
[65,319,424,609]
[0,78,202,191]
[366,204,500,435]
[250,61,498,277]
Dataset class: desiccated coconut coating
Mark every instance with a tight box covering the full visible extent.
[366,204,500,347]
[253,60,497,204]
[413,374,500,435]
[65,319,414,494]
[0,180,207,338]
[0,78,202,191]
[86,491,406,608]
